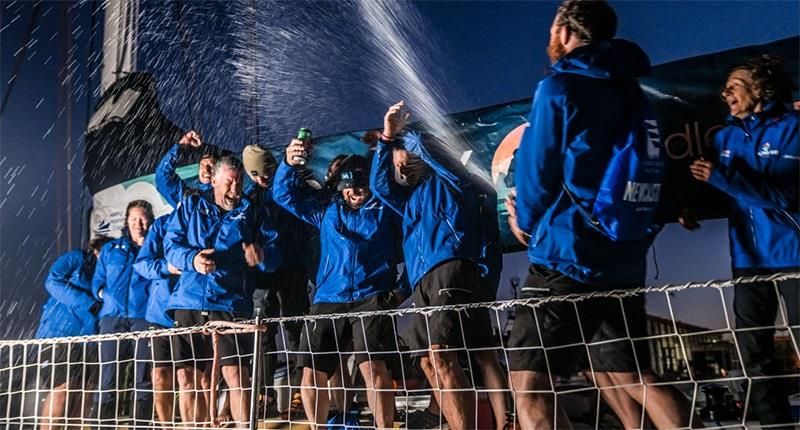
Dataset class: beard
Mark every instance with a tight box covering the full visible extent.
[547,36,566,63]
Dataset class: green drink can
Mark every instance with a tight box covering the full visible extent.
[293,128,312,165]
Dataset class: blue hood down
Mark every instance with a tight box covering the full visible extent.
[551,39,650,80]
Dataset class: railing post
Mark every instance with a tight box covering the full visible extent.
[249,315,262,430]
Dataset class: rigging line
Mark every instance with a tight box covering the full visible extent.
[0,1,42,115]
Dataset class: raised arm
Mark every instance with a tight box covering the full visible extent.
[133,216,175,280]
[272,142,325,228]
[45,250,97,311]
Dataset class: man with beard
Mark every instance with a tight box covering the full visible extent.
[164,156,280,428]
[273,148,402,430]
[505,1,692,428]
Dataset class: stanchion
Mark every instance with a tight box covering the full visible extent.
[249,315,262,430]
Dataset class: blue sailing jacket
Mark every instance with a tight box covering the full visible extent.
[273,160,402,304]
[707,104,800,270]
[36,250,100,338]
[92,232,149,319]
[155,143,212,208]
[515,39,655,286]
[370,132,481,288]
[133,214,177,328]
[164,192,280,315]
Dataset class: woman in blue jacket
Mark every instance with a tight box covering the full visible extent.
[91,199,155,428]
[274,151,402,429]
[36,236,110,430]
[690,55,799,426]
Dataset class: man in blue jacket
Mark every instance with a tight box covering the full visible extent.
[91,200,155,429]
[690,55,799,426]
[274,150,402,429]
[506,1,691,428]
[164,155,279,428]
[155,129,217,208]
[133,213,183,428]
[371,103,496,430]
[36,236,110,430]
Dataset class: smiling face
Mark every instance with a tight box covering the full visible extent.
[342,186,371,209]
[212,164,243,211]
[198,156,216,184]
[721,69,762,118]
[126,206,151,245]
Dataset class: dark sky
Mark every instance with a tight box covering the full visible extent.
[1,1,798,338]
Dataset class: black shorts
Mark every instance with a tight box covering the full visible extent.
[148,324,174,368]
[297,290,398,376]
[40,342,98,388]
[406,259,494,351]
[171,310,254,369]
[507,265,650,377]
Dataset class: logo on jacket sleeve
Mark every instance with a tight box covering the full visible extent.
[757,142,779,158]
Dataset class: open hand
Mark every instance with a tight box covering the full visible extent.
[193,248,216,274]
[383,101,412,139]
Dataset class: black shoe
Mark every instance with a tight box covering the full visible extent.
[405,408,449,429]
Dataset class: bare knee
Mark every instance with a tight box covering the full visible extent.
[152,367,173,389]
[176,367,196,392]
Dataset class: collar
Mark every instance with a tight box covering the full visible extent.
[726,101,787,129]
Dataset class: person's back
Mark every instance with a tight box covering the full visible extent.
[507,2,693,428]
[515,38,653,286]
[36,249,99,339]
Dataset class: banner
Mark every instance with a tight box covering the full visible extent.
[88,37,799,248]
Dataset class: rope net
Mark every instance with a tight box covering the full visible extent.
[1,273,798,429]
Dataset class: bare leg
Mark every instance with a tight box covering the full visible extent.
[176,367,208,428]
[358,360,395,429]
[151,366,175,428]
[586,371,642,429]
[474,350,509,429]
[221,364,251,428]
[419,347,474,430]
[301,367,331,428]
[509,370,572,430]
[329,368,345,413]
[40,382,68,430]
[608,371,694,429]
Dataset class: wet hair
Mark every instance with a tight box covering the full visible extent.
[360,129,382,149]
[325,154,349,189]
[87,236,112,253]
[729,55,793,104]
[213,155,245,178]
[556,0,617,43]
[125,200,155,225]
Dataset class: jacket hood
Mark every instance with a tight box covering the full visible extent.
[552,39,650,80]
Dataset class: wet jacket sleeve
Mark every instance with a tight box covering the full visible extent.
[155,144,185,208]
[403,132,465,193]
[254,206,282,273]
[515,80,565,233]
[370,140,409,215]
[708,136,800,211]
[133,221,171,280]
[91,245,110,300]
[164,198,201,272]
[272,160,325,228]
[45,251,96,310]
